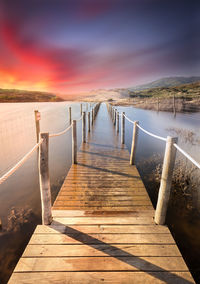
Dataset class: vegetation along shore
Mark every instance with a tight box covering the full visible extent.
[110,81,200,113]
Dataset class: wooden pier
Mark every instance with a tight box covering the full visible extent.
[8,104,194,283]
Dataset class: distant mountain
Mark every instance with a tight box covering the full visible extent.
[129,76,200,91]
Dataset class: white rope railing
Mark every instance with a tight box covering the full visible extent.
[174,144,200,169]
[122,113,167,142]
[121,112,200,169]
[49,125,72,138]
[0,140,43,185]
[136,124,167,142]
[49,115,83,138]
[123,113,134,124]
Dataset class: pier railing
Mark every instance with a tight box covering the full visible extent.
[108,104,200,225]
[0,103,100,225]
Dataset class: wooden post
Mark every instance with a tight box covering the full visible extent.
[93,108,95,122]
[68,107,72,124]
[82,111,86,143]
[121,112,125,144]
[114,109,116,126]
[155,136,178,225]
[94,105,96,118]
[39,133,52,225]
[92,109,94,125]
[157,98,159,112]
[80,103,82,115]
[34,110,41,143]
[173,94,176,116]
[130,121,139,165]
[88,112,90,132]
[72,120,77,164]
[117,112,119,133]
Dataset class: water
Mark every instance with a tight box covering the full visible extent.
[116,106,200,161]
[0,101,91,283]
[0,102,200,282]
[0,102,91,223]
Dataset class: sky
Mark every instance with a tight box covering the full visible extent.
[0,0,199,95]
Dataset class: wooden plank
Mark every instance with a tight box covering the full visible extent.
[56,195,149,200]
[8,271,195,283]
[23,244,181,257]
[14,256,188,272]
[52,217,155,225]
[57,191,147,196]
[53,200,152,206]
[34,224,169,234]
[52,206,153,211]
[66,168,139,174]
[29,233,175,245]
[60,187,146,191]
[52,210,155,217]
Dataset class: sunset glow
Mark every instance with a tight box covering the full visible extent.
[0,0,199,96]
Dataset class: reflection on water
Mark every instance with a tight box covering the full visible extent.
[0,102,200,282]
[0,101,90,283]
[0,102,90,223]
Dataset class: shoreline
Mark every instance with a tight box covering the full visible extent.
[110,97,200,113]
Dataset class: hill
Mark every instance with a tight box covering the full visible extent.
[0,88,64,102]
[128,81,200,99]
[129,76,200,91]
[111,81,200,113]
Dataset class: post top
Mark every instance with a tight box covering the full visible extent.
[166,136,178,143]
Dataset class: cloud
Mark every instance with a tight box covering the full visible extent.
[0,0,199,94]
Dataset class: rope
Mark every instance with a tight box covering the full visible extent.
[174,144,200,170]
[123,114,134,124]
[136,124,167,142]
[121,113,167,142]
[0,140,43,185]
[49,125,72,138]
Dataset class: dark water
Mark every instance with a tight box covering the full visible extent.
[0,102,200,282]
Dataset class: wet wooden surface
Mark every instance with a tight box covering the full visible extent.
[9,104,194,283]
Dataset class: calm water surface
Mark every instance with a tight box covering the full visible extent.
[0,102,93,223]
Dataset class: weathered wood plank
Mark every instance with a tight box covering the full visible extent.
[53,200,152,206]
[14,256,188,272]
[23,244,181,257]
[52,217,155,225]
[34,224,169,234]
[29,233,175,245]
[52,206,153,211]
[52,209,155,217]
[8,271,195,284]
[56,195,150,200]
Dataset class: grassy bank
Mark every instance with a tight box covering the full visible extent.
[111,81,200,113]
[0,88,64,103]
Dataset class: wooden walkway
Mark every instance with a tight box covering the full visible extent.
[9,104,194,283]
